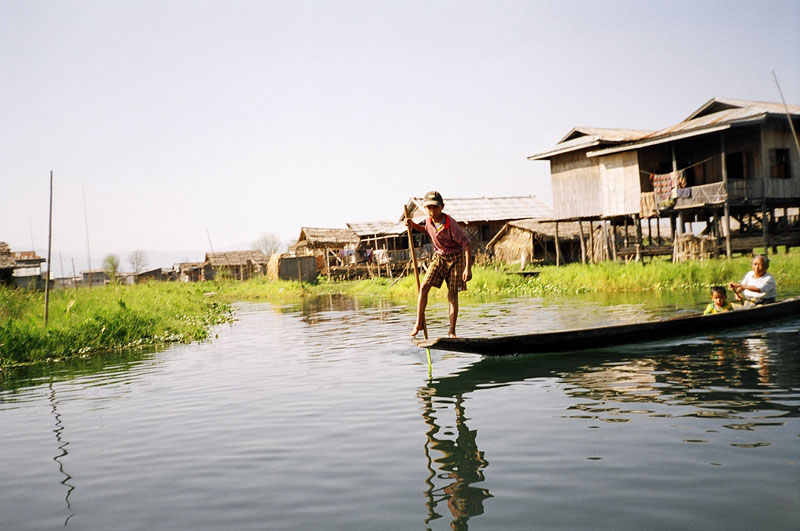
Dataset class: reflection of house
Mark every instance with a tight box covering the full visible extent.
[487,219,583,266]
[203,250,267,281]
[403,196,556,254]
[529,98,800,261]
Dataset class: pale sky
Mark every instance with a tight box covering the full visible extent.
[2,0,799,271]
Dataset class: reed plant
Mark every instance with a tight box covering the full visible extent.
[0,282,232,366]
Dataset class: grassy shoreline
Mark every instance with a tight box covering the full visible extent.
[2,252,799,366]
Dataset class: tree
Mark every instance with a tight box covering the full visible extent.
[128,250,149,274]
[103,254,120,283]
[253,233,282,258]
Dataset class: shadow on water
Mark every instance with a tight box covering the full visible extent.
[416,318,800,529]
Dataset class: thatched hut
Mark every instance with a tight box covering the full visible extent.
[0,242,15,287]
[486,219,583,266]
[267,254,318,282]
[204,250,268,281]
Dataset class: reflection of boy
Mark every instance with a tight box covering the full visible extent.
[407,191,472,338]
[704,286,734,315]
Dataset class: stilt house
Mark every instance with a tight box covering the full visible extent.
[529,98,800,261]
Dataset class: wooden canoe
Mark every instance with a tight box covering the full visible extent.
[415,296,800,356]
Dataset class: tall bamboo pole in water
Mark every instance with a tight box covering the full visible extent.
[44,171,53,326]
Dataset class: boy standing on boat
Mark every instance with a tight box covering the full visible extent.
[406,191,472,338]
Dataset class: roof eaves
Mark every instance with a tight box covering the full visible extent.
[586,123,735,158]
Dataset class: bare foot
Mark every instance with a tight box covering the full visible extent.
[448,332,457,338]
[410,325,422,337]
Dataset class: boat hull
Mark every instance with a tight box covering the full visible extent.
[415,296,800,356]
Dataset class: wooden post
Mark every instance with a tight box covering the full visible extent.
[588,220,595,263]
[608,220,617,261]
[762,202,770,257]
[44,171,53,326]
[554,221,561,266]
[656,217,662,246]
[578,220,586,264]
[297,258,302,287]
[720,134,732,258]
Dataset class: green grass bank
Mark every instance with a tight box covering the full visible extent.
[2,251,798,366]
[0,283,233,366]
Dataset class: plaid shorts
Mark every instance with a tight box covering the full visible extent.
[422,252,468,292]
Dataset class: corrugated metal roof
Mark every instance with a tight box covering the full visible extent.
[346,221,406,237]
[686,97,800,121]
[586,103,780,158]
[405,196,555,223]
[529,128,651,160]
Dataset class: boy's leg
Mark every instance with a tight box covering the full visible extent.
[410,283,431,336]
[447,288,459,338]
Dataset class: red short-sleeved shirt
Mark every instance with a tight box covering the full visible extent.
[424,214,471,255]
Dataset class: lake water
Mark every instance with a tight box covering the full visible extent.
[2,293,799,530]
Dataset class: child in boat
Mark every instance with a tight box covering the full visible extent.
[704,286,734,315]
[406,190,472,338]
[728,254,777,306]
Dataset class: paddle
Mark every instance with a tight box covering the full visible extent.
[404,205,432,374]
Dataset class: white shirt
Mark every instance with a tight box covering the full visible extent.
[741,271,777,301]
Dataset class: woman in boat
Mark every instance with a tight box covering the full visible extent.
[729,254,777,306]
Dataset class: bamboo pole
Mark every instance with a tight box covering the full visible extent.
[44,171,53,326]
[404,205,427,341]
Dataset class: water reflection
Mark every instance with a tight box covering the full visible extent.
[418,388,491,529]
[49,382,75,526]
[417,321,799,527]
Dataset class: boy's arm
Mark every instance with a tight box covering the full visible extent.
[406,219,425,233]
[463,243,472,282]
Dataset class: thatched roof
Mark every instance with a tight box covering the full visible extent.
[205,250,267,266]
[487,218,583,248]
[404,196,555,223]
[0,242,15,269]
[297,227,360,246]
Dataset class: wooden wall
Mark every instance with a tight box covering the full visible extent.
[551,151,603,218]
[599,151,641,217]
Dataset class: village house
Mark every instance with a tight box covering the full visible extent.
[177,262,205,282]
[203,250,268,281]
[81,270,108,287]
[486,219,583,267]
[528,98,800,262]
[7,249,47,288]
